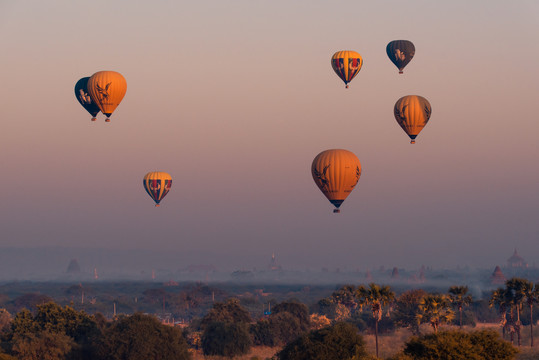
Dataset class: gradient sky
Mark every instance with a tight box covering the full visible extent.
[0,0,538,272]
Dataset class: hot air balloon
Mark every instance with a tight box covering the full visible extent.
[394,95,432,144]
[87,71,127,122]
[386,40,415,74]
[311,149,362,213]
[74,77,100,121]
[143,172,172,207]
[331,51,363,88]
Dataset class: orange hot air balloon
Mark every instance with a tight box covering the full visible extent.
[143,172,172,207]
[394,95,432,144]
[311,149,362,213]
[331,51,363,88]
[87,71,127,122]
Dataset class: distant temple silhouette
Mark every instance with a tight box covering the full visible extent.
[66,259,81,274]
[507,249,527,269]
[491,265,506,285]
[391,267,400,279]
[268,253,282,271]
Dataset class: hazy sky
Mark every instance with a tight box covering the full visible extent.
[0,0,538,272]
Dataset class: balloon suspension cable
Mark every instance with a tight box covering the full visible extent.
[333,209,341,214]
[105,118,111,123]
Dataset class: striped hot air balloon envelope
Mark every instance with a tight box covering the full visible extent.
[87,71,127,122]
[311,149,362,213]
[331,51,363,88]
[143,172,172,207]
[386,40,415,74]
[394,95,432,144]
[74,77,100,121]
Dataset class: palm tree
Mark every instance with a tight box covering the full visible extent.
[416,294,454,333]
[489,287,511,340]
[522,282,539,347]
[506,278,530,346]
[448,285,472,329]
[356,283,394,358]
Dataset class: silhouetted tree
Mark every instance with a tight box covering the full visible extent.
[201,321,251,358]
[399,330,517,360]
[277,322,368,360]
[272,301,310,330]
[0,309,12,334]
[523,282,539,347]
[357,283,394,358]
[393,289,427,335]
[490,287,512,340]
[200,299,252,357]
[506,278,529,346]
[416,294,454,333]
[200,298,251,328]
[97,312,191,360]
[251,311,306,347]
[7,302,101,360]
[448,286,472,329]
[329,285,358,316]
[11,330,73,360]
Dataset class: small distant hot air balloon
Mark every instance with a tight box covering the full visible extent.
[143,172,172,207]
[386,40,415,74]
[311,149,362,213]
[74,77,100,121]
[394,95,432,144]
[331,51,363,88]
[87,71,127,122]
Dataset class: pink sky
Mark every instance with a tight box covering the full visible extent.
[0,1,538,271]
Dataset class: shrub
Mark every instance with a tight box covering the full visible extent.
[400,329,517,360]
[202,321,251,358]
[277,322,368,360]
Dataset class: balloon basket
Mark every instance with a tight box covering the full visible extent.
[399,70,403,74]
[410,140,416,144]
[105,118,110,123]
[333,209,341,214]
[155,204,160,207]
[91,118,96,122]
[345,85,349,89]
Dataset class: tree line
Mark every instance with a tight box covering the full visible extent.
[0,277,536,359]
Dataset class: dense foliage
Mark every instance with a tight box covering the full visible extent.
[0,303,191,360]
[398,329,518,360]
[200,299,252,357]
[277,322,369,360]
[0,279,533,359]
[201,321,251,358]
[96,313,191,360]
